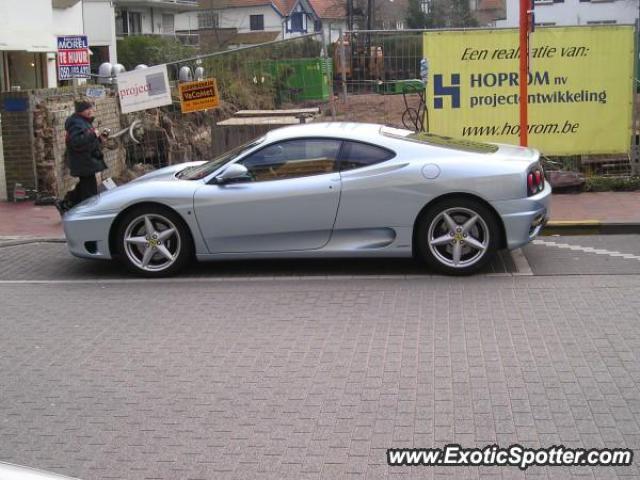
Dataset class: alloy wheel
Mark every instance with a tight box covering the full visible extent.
[427,207,490,269]
[123,214,181,272]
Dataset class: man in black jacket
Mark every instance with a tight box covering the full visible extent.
[56,100,108,214]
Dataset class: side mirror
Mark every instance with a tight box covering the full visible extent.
[214,163,249,184]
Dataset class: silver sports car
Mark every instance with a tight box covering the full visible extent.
[63,123,550,276]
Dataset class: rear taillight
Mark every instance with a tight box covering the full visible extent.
[527,164,545,196]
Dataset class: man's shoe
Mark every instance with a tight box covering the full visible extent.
[54,200,67,217]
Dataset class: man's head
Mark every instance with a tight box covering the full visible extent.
[74,100,95,120]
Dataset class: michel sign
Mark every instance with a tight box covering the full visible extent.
[117,64,173,114]
[57,36,90,81]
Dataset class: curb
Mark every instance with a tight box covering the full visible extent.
[0,237,66,248]
[542,221,640,236]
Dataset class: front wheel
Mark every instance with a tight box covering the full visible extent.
[116,206,193,277]
[416,198,499,275]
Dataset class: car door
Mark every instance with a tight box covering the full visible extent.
[193,138,342,253]
[334,140,404,230]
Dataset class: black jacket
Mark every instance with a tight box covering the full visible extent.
[65,113,107,177]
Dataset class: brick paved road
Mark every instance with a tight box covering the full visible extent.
[523,235,640,276]
[0,242,516,281]
[1,275,639,480]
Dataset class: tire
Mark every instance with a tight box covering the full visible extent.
[415,197,500,275]
[116,205,193,277]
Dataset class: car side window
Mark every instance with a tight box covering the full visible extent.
[239,139,342,182]
[339,141,395,171]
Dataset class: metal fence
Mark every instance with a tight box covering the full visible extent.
[91,28,637,179]
[112,33,334,172]
[333,29,636,178]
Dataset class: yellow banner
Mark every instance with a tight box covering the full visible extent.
[423,27,634,155]
[179,78,220,114]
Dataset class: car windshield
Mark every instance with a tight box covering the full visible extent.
[382,127,499,154]
[177,137,265,180]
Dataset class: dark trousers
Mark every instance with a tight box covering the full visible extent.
[64,175,98,207]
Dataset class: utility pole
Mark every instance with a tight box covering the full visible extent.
[633,0,640,175]
[519,0,532,147]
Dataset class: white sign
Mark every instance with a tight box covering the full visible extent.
[117,64,172,114]
[86,86,106,98]
[101,178,117,190]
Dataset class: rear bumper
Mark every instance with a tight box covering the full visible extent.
[494,183,552,250]
[63,210,117,260]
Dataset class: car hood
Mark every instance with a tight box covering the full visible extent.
[68,162,205,214]
[130,161,207,183]
[0,462,81,480]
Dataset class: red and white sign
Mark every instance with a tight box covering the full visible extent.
[57,36,90,80]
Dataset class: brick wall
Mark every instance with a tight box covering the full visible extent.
[31,91,126,197]
[0,92,36,200]
[0,86,126,200]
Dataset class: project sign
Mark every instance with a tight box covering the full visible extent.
[423,26,634,155]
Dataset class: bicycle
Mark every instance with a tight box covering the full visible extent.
[401,80,429,133]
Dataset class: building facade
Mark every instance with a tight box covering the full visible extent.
[0,0,116,91]
[113,0,200,45]
[497,0,639,28]
[197,0,346,49]
[0,0,117,92]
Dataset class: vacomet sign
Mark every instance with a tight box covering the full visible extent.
[117,65,173,114]
[423,26,634,155]
[178,79,220,113]
[57,36,90,80]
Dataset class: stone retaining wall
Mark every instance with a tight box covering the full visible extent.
[0,87,126,200]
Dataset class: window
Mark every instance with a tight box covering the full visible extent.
[129,12,142,34]
[198,11,219,29]
[314,20,322,32]
[115,8,128,35]
[250,14,264,31]
[239,139,341,181]
[162,14,175,34]
[290,12,304,32]
[339,141,395,171]
[181,138,265,181]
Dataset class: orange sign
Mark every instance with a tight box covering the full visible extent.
[178,79,220,113]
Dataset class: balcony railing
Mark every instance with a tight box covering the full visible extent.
[113,0,199,11]
[116,31,199,47]
[51,0,82,8]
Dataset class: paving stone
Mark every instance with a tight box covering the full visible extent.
[0,273,639,479]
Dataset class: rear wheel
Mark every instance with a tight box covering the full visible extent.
[416,198,499,275]
[116,206,192,277]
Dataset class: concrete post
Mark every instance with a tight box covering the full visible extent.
[339,30,347,103]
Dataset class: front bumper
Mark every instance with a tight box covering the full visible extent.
[63,210,118,260]
[494,182,552,250]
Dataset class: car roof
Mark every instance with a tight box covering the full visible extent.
[264,122,385,143]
